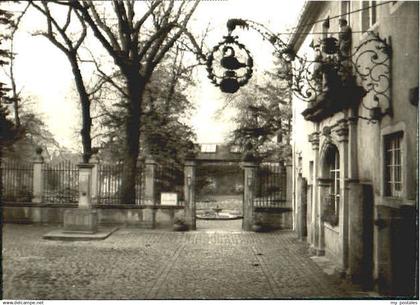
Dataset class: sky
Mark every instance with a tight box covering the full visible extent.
[4,0,306,150]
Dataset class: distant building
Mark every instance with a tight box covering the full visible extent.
[195,143,242,162]
[290,1,418,297]
[195,143,243,197]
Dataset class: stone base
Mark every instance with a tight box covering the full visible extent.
[43,227,118,241]
[64,209,98,233]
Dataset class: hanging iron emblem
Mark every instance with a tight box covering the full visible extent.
[207,35,253,94]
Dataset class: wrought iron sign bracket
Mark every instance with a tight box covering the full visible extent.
[205,18,393,124]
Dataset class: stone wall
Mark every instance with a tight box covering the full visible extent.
[196,195,243,213]
[3,203,184,229]
[254,208,293,230]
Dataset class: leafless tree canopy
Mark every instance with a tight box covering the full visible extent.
[30,0,206,204]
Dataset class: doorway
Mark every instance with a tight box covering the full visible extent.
[195,161,244,232]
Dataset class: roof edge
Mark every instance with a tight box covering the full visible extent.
[288,1,326,53]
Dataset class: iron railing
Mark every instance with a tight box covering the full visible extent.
[42,161,79,203]
[254,162,287,208]
[1,160,33,202]
[96,162,145,205]
[155,162,184,204]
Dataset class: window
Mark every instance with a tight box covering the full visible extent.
[341,1,351,23]
[384,132,403,197]
[200,144,217,153]
[229,145,241,153]
[322,146,340,226]
[329,147,340,222]
[309,161,314,185]
[371,1,377,25]
[322,15,330,39]
[361,1,378,32]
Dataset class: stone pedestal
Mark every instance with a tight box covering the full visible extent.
[32,150,44,204]
[142,207,155,229]
[63,163,98,233]
[63,209,98,233]
[90,154,99,204]
[144,158,157,205]
[184,160,196,230]
[242,161,257,231]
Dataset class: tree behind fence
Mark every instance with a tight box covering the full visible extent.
[155,161,184,204]
[1,160,33,202]
[43,161,79,203]
[1,158,183,205]
[96,162,145,205]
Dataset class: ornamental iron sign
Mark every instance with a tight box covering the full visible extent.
[206,34,253,94]
[206,18,393,123]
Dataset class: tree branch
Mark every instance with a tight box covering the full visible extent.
[149,0,200,74]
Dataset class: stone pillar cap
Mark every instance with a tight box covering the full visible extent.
[241,161,258,167]
[184,160,196,166]
[77,163,95,169]
[145,158,157,164]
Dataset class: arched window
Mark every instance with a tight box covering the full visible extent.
[324,145,340,226]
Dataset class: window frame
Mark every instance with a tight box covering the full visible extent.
[329,147,340,222]
[340,1,351,24]
[361,1,379,33]
[322,145,340,227]
[200,144,217,153]
[380,122,409,208]
[384,131,404,198]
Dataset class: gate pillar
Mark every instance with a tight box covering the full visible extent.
[63,163,98,233]
[297,175,308,241]
[242,160,257,231]
[184,160,196,230]
[144,157,157,205]
[32,148,44,204]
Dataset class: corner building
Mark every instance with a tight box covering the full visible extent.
[290,1,418,297]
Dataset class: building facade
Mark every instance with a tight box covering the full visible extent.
[290,1,418,297]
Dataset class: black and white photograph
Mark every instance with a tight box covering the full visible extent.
[0,0,418,302]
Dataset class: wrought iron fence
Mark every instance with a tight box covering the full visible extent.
[43,161,79,203]
[155,162,184,204]
[1,160,33,202]
[96,162,145,205]
[254,162,287,207]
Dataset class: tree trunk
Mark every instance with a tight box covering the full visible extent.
[68,52,92,163]
[120,72,144,205]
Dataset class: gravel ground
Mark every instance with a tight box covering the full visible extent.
[2,222,370,300]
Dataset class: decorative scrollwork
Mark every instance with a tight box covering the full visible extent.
[207,19,392,122]
[287,54,325,102]
[278,30,392,122]
[225,18,294,62]
[351,31,392,116]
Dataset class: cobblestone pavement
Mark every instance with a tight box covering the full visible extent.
[3,222,368,300]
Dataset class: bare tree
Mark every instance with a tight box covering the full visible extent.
[29,0,92,162]
[5,3,30,127]
[63,0,205,204]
